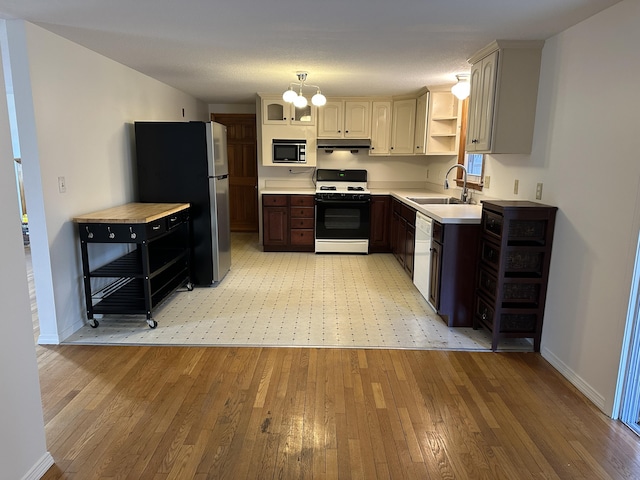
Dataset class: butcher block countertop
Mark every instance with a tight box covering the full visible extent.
[73,202,190,224]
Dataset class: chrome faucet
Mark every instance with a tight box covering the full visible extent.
[444,164,469,203]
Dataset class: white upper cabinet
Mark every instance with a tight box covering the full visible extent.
[370,101,392,156]
[466,40,544,154]
[317,100,371,138]
[390,98,416,155]
[261,95,316,126]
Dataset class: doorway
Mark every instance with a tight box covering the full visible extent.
[617,231,640,436]
[211,113,259,232]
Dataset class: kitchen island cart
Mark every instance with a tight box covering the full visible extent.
[74,202,192,328]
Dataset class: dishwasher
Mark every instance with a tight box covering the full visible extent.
[414,212,435,310]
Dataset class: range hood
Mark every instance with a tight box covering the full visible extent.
[317,138,371,152]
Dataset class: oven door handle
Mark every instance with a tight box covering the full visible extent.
[315,198,371,205]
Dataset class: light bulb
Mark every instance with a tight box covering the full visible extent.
[293,95,308,108]
[312,91,327,106]
[451,75,470,100]
[283,88,297,103]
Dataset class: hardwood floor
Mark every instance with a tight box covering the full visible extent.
[36,344,640,479]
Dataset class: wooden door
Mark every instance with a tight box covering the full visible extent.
[211,113,258,232]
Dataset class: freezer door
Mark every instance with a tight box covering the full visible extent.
[209,175,231,282]
[207,122,229,177]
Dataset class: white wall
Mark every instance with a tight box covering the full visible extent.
[0,20,52,480]
[3,20,208,343]
[474,0,640,415]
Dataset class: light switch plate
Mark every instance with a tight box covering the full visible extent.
[514,179,519,195]
[536,183,543,200]
[58,176,66,193]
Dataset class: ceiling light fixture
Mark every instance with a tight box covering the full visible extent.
[283,72,326,108]
[451,74,471,100]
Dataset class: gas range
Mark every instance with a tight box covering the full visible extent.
[314,169,371,254]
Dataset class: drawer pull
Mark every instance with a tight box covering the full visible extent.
[169,216,178,223]
[152,224,161,231]
[107,226,115,239]
[85,226,94,239]
[129,227,137,239]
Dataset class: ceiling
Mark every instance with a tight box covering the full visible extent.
[0,0,621,104]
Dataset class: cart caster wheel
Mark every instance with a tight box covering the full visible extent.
[186,282,194,291]
[147,319,158,329]
[89,319,99,328]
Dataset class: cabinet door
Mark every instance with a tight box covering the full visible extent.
[405,223,415,278]
[391,99,416,155]
[467,51,498,151]
[262,98,290,124]
[413,92,429,154]
[369,196,391,252]
[344,101,371,138]
[317,101,343,137]
[429,240,442,309]
[263,206,288,246]
[370,101,392,155]
[291,104,316,125]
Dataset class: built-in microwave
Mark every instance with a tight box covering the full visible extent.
[272,139,306,163]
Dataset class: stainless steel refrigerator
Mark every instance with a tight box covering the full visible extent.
[134,121,231,285]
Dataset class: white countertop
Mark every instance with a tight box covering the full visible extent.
[260,187,482,224]
[387,190,482,225]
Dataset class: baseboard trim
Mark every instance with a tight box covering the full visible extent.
[21,452,54,480]
[542,346,607,413]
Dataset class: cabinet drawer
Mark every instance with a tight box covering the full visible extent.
[475,296,538,333]
[482,211,503,239]
[290,217,315,229]
[479,239,501,270]
[291,206,314,218]
[263,195,288,206]
[290,229,314,245]
[166,211,186,230]
[477,267,498,301]
[290,195,314,207]
[475,296,495,325]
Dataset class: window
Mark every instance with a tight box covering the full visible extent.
[455,99,485,190]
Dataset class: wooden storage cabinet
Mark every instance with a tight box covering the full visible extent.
[474,200,557,351]
[263,194,315,252]
[429,220,480,327]
[74,203,191,329]
[317,100,371,138]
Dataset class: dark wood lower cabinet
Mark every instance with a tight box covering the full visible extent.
[430,220,480,327]
[390,198,416,279]
[262,194,315,252]
[369,195,391,253]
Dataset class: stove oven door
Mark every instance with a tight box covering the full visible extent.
[315,197,371,240]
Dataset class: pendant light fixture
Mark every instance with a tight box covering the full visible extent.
[451,74,471,100]
[282,72,327,107]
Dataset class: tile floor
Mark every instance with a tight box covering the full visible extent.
[64,233,532,351]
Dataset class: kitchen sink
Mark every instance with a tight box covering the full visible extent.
[406,196,463,205]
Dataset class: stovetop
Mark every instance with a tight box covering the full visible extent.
[315,169,370,195]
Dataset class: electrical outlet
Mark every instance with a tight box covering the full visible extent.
[536,183,543,200]
[483,176,490,189]
[514,179,519,195]
[58,176,66,193]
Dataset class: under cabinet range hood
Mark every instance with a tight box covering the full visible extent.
[317,138,371,153]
